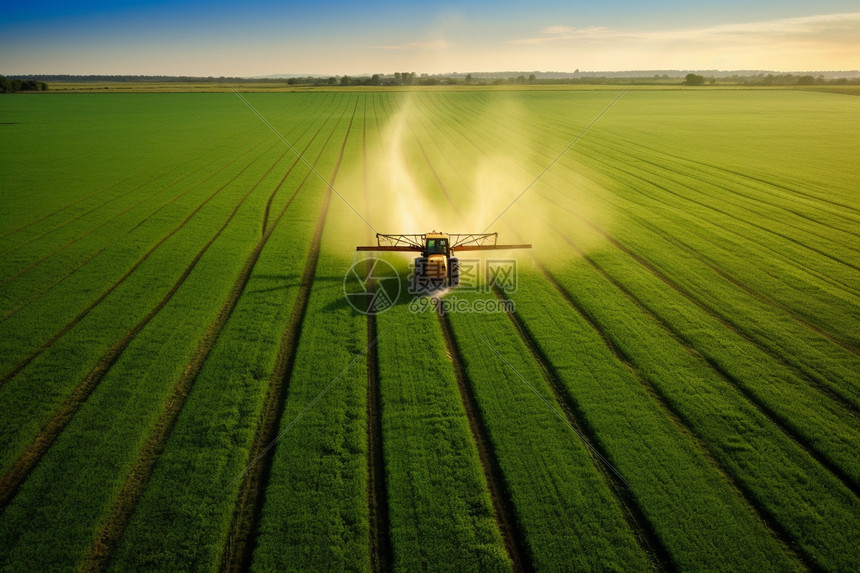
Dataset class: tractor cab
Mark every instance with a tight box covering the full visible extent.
[424,233,450,257]
[422,232,451,285]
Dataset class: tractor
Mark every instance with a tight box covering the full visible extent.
[356,232,530,290]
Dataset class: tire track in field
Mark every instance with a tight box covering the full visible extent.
[79,103,352,572]
[415,100,531,556]
[220,189,331,573]
[574,147,860,275]
[364,94,393,573]
[0,143,266,326]
[607,200,860,356]
[568,164,860,302]
[552,201,860,412]
[0,169,147,241]
[261,92,342,235]
[436,309,531,573]
[552,222,859,496]
[0,139,280,389]
[402,102,530,572]
[0,124,262,261]
[414,97,664,571]
[221,98,358,573]
[0,145,242,289]
[529,256,813,572]
[0,138,295,513]
[366,274,391,573]
[492,285,674,572]
[601,132,860,222]
[579,137,860,253]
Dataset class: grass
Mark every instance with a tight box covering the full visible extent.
[444,294,653,571]
[0,134,299,572]
[374,276,512,572]
[102,99,342,571]
[501,267,802,571]
[249,97,371,572]
[0,87,857,571]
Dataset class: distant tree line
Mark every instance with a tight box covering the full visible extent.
[9,74,260,84]
[1,76,48,92]
[6,72,859,90]
[684,72,859,87]
[735,73,858,86]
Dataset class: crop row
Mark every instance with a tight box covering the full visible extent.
[421,89,860,413]
[397,95,664,569]
[0,93,351,569]
[0,95,334,322]
[1,89,857,571]
[403,90,859,569]
[400,92,798,571]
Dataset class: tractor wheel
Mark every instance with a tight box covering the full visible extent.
[449,257,460,287]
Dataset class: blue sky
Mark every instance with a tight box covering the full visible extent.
[2,1,858,75]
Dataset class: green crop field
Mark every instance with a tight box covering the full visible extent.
[0,87,858,572]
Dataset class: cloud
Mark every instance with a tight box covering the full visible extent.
[509,12,860,46]
[373,40,449,51]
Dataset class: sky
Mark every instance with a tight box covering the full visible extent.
[1,1,859,76]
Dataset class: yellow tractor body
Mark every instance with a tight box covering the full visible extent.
[356,231,530,292]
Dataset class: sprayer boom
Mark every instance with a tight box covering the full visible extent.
[356,232,530,252]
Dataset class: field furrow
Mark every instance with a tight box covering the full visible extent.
[364,94,393,573]
[535,248,859,571]
[372,276,512,572]
[230,96,357,572]
[1,88,856,572]
[97,94,354,571]
[437,309,529,572]
[541,202,860,479]
[0,151,275,511]
[0,140,264,323]
[0,138,279,383]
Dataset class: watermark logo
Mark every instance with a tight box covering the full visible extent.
[343,257,401,315]
[406,258,518,295]
[408,295,515,315]
[486,259,518,292]
[346,257,518,315]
